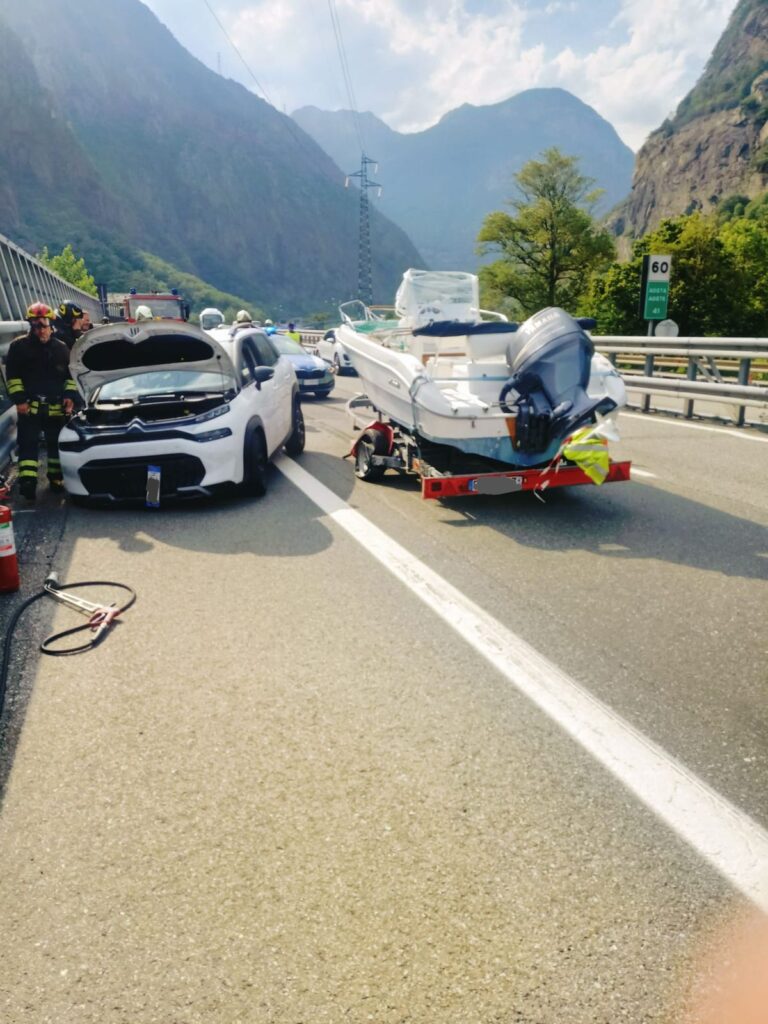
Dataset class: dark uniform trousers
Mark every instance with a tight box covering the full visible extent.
[5,332,77,494]
[17,400,66,487]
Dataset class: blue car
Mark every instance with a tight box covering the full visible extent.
[271,335,335,399]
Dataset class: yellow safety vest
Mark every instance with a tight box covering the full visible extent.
[562,427,610,485]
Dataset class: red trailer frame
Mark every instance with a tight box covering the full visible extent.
[347,396,631,500]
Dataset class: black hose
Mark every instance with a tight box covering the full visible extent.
[0,580,136,720]
[40,581,136,656]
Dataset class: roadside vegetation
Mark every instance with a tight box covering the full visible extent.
[477,148,768,339]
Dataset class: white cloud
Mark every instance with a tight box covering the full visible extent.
[142,0,737,150]
[544,2,577,13]
[550,0,736,147]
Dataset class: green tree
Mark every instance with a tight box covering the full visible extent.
[587,212,768,336]
[476,148,615,319]
[37,244,98,297]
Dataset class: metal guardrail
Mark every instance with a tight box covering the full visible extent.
[0,231,102,322]
[595,334,767,427]
[300,328,767,428]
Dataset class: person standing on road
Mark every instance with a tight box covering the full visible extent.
[286,322,301,343]
[5,303,78,500]
[52,300,85,351]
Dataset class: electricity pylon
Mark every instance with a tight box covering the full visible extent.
[346,154,381,305]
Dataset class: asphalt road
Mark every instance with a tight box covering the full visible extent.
[0,380,766,1024]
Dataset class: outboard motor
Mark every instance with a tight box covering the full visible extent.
[499,308,616,454]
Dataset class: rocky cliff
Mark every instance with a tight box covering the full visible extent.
[614,0,768,239]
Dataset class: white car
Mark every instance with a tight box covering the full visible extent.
[60,320,304,503]
[315,328,356,375]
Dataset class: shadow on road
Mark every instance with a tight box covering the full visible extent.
[438,481,767,582]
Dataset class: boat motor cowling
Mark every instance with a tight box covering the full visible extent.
[499,308,616,454]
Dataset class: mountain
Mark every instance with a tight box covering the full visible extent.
[293,89,635,270]
[612,0,768,239]
[0,0,424,313]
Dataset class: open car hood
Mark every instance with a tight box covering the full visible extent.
[69,321,239,402]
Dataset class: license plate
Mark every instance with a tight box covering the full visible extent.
[146,465,161,507]
[469,475,524,495]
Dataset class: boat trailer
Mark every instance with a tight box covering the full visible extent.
[346,395,631,500]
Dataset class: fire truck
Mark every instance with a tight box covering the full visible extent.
[117,289,190,322]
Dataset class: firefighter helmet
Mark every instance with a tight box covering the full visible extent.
[57,300,84,324]
[25,302,55,322]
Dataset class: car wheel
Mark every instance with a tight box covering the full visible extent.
[283,398,305,456]
[354,430,387,481]
[242,429,269,497]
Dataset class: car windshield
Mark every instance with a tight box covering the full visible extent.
[272,336,305,356]
[97,370,231,400]
[200,314,224,330]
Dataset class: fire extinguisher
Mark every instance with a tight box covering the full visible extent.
[0,505,20,593]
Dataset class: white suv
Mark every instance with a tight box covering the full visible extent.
[60,320,304,503]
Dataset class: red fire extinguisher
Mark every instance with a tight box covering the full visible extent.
[0,505,20,593]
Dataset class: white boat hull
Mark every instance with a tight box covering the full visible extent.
[336,321,626,467]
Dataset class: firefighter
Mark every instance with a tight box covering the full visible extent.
[52,299,85,351]
[6,303,79,499]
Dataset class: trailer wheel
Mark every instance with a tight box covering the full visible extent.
[355,430,387,482]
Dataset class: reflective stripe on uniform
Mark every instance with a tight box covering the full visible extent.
[18,460,38,479]
[6,378,24,395]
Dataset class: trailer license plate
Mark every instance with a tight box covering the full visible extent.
[469,475,524,495]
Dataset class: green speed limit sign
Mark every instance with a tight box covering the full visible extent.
[640,254,672,320]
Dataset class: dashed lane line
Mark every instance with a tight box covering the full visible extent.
[276,453,768,912]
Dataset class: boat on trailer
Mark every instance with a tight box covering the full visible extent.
[337,269,631,497]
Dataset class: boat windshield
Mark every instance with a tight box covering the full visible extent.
[395,269,479,326]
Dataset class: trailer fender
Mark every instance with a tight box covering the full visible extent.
[348,420,395,458]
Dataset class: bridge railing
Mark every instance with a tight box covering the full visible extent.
[0,231,102,322]
[299,329,767,429]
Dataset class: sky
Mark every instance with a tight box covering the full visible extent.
[142,0,737,152]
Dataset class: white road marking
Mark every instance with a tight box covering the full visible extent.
[277,453,768,912]
[628,467,657,479]
[623,412,768,443]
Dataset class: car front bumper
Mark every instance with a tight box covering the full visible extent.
[59,430,242,499]
[297,372,334,396]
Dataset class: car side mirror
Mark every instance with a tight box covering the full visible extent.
[252,366,275,390]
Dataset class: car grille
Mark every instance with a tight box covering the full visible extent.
[79,454,206,497]
[296,368,326,381]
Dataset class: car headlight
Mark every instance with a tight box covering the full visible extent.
[196,404,230,423]
[195,427,233,442]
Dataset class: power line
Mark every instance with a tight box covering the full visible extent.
[198,0,316,158]
[327,0,365,155]
[200,0,272,105]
